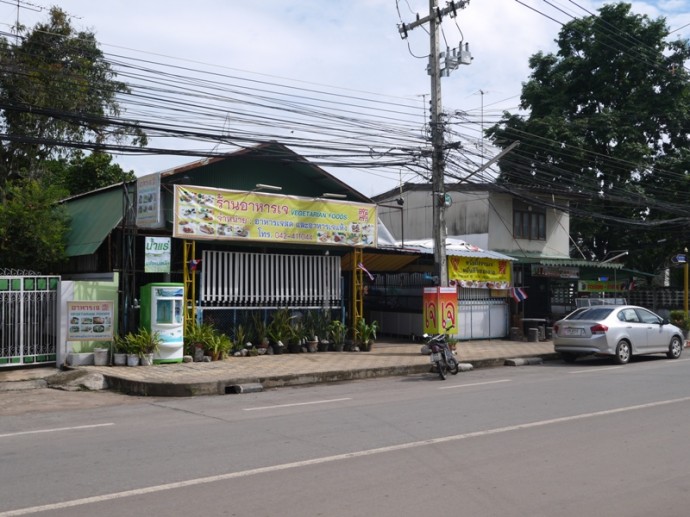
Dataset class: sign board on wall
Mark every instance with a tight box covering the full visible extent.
[173,185,377,247]
[448,256,511,288]
[423,287,458,334]
[144,237,171,273]
[67,301,114,341]
[136,173,163,228]
[531,265,579,279]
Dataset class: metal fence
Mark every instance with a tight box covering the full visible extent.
[0,275,60,366]
[200,250,342,308]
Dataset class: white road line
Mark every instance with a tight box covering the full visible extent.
[243,397,352,411]
[439,379,511,390]
[0,423,114,439]
[5,395,690,516]
[569,366,623,374]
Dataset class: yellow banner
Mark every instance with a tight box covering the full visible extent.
[173,185,377,246]
[448,256,511,288]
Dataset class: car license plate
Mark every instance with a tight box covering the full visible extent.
[430,353,442,362]
[565,327,584,336]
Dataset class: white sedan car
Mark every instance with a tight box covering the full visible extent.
[553,305,684,364]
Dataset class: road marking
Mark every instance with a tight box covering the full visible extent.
[439,379,511,390]
[569,366,623,374]
[5,396,690,516]
[0,423,114,439]
[243,397,352,411]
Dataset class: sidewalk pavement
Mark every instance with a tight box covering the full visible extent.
[0,339,559,397]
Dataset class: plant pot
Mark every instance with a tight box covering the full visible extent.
[288,342,301,354]
[318,341,330,352]
[332,342,345,352]
[140,353,154,366]
[271,341,284,355]
[307,340,318,353]
[126,353,140,367]
[93,348,109,366]
[113,353,127,366]
[67,352,94,366]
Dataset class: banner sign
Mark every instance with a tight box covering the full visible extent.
[67,301,114,341]
[448,256,511,288]
[423,287,458,335]
[531,265,579,279]
[144,237,171,273]
[136,172,162,228]
[173,185,377,247]
[578,280,629,293]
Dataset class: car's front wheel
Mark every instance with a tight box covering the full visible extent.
[667,336,683,359]
[614,340,631,365]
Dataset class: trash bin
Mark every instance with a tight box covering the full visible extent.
[528,328,539,342]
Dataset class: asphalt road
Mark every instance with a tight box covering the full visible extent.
[3,355,690,516]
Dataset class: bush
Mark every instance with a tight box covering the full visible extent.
[670,310,689,332]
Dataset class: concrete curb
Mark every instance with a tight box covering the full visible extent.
[97,352,560,397]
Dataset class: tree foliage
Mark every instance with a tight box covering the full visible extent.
[486,3,690,269]
[0,7,146,189]
[0,8,145,271]
[44,152,135,197]
[0,179,69,272]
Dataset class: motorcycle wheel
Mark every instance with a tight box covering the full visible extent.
[437,360,446,380]
[448,356,459,375]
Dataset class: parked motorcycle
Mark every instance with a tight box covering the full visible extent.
[423,328,459,380]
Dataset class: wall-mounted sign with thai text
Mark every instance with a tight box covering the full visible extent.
[144,237,171,273]
[448,256,511,288]
[173,185,377,247]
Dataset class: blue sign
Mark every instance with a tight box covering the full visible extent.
[673,254,687,264]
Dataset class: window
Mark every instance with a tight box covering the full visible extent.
[513,202,546,240]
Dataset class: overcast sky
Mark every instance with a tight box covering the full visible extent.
[1,0,689,196]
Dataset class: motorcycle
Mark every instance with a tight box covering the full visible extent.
[423,328,459,380]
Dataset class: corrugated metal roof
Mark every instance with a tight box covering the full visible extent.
[387,238,516,261]
[63,188,123,257]
[512,256,624,270]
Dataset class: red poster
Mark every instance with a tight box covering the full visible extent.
[423,287,458,334]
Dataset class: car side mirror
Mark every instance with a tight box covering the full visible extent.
[662,318,670,325]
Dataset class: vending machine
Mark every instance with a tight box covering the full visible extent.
[140,283,184,363]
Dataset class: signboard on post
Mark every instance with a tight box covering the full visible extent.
[136,172,163,228]
[423,287,458,335]
[144,237,171,273]
[67,301,114,341]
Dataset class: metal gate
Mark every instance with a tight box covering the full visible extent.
[0,275,60,366]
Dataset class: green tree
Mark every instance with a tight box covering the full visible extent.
[486,3,690,268]
[0,179,69,272]
[0,7,146,192]
[45,152,135,196]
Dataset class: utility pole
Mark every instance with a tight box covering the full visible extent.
[399,0,471,286]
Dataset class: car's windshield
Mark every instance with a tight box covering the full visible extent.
[572,308,614,320]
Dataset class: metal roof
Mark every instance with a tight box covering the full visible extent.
[384,238,516,261]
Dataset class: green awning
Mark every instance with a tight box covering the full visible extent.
[507,255,624,270]
[63,188,123,257]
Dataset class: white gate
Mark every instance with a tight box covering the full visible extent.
[0,274,60,366]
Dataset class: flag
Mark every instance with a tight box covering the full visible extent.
[628,278,636,291]
[357,262,375,282]
[189,259,202,272]
[511,287,528,302]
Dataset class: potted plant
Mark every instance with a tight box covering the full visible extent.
[112,336,128,366]
[328,319,347,352]
[205,332,232,361]
[185,321,216,361]
[670,310,690,341]
[267,308,292,355]
[135,327,162,365]
[232,323,249,354]
[287,319,305,353]
[251,312,270,353]
[355,317,378,352]
[93,342,111,366]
